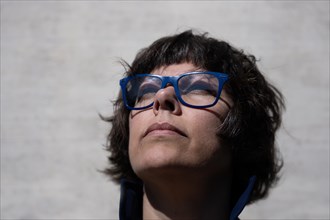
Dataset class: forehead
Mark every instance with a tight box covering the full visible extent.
[151,63,203,76]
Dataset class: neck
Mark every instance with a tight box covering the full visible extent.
[142,171,232,220]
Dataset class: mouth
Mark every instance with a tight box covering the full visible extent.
[143,122,187,137]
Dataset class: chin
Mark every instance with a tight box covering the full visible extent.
[131,151,189,179]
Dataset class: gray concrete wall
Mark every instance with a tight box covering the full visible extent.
[1,1,329,219]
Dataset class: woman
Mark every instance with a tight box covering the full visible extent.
[103,30,285,220]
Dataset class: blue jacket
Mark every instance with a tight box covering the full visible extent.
[119,176,256,220]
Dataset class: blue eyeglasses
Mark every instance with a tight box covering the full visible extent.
[120,71,229,110]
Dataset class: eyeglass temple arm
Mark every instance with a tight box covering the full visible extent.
[219,97,232,109]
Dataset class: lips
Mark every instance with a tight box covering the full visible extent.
[144,122,187,137]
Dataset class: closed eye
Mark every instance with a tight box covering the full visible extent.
[181,81,217,96]
[137,83,159,101]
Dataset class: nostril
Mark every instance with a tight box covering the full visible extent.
[164,100,175,111]
[152,87,181,115]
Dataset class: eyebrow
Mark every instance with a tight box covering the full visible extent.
[153,67,205,75]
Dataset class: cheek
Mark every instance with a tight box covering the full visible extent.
[128,115,140,164]
[128,110,145,142]
[186,110,230,163]
[128,112,152,174]
[190,111,222,140]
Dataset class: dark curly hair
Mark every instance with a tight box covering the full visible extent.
[102,30,285,206]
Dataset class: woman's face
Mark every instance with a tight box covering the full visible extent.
[128,63,233,180]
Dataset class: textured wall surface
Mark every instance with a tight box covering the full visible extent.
[1,1,329,219]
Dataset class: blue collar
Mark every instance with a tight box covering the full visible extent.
[119,176,256,220]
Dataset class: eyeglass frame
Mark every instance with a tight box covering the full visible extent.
[119,71,229,110]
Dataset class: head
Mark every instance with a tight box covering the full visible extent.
[103,30,285,206]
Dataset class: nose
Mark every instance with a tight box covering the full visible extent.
[153,85,182,115]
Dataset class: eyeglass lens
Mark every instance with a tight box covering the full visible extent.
[125,73,220,109]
